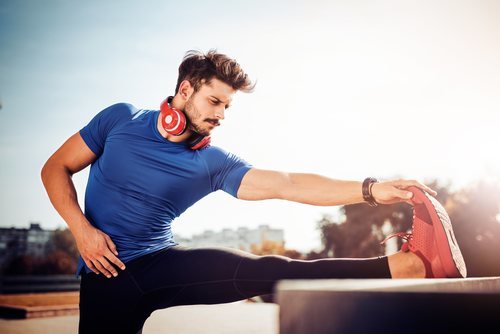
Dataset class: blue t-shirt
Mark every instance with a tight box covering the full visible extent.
[77,103,252,275]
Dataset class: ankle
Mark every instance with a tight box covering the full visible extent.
[388,250,426,278]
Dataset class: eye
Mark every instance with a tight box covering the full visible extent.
[210,100,218,105]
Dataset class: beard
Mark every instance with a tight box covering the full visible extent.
[183,98,211,137]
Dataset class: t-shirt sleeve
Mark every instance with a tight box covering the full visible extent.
[79,103,135,156]
[205,146,253,198]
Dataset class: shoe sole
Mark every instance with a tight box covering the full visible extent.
[409,186,467,278]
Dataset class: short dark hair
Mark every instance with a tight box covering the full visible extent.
[175,49,255,94]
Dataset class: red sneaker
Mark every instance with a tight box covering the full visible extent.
[382,186,467,278]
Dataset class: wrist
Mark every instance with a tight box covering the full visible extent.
[362,177,378,206]
[72,218,95,239]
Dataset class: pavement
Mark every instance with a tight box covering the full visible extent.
[0,301,279,334]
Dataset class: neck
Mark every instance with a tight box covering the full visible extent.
[170,94,185,110]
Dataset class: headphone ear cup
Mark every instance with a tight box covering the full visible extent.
[188,135,211,150]
[160,98,187,135]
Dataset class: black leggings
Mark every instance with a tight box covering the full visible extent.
[78,245,391,334]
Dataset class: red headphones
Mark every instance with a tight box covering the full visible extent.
[159,96,211,150]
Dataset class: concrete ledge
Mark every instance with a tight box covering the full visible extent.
[0,275,80,294]
[0,304,79,319]
[275,277,500,334]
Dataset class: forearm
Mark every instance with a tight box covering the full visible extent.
[280,173,364,206]
[40,163,92,238]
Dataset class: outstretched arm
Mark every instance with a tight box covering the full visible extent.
[236,168,436,206]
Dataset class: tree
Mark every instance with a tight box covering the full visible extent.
[39,250,77,275]
[315,179,500,277]
[316,195,417,258]
[316,181,451,258]
[3,255,40,275]
[50,228,79,260]
[250,240,303,259]
[3,228,79,275]
[448,180,500,276]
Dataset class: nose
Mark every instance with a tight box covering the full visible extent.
[215,107,225,120]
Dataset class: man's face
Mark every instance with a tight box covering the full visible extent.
[183,78,235,137]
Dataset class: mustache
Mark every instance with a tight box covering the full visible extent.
[205,119,220,126]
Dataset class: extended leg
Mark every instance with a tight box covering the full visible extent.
[133,245,394,309]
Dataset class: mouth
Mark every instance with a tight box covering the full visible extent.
[206,120,220,127]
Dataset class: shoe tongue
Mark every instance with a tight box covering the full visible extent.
[401,242,410,252]
[414,204,432,224]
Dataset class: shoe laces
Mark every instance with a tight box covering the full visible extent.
[381,231,413,251]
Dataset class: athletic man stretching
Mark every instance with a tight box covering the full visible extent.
[41,50,466,334]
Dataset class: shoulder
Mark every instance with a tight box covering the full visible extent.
[100,102,140,119]
[201,145,234,162]
[93,102,148,128]
[201,145,251,170]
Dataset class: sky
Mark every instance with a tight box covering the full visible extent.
[1,0,499,252]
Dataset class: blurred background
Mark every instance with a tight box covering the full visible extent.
[1,0,499,283]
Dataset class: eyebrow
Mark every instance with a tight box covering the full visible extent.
[209,95,232,108]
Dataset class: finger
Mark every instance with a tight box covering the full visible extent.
[395,188,413,200]
[411,181,437,196]
[390,181,414,197]
[84,258,100,275]
[97,257,119,277]
[423,184,438,196]
[104,251,126,271]
[92,258,114,278]
[394,179,418,188]
[104,235,119,256]
[395,180,437,196]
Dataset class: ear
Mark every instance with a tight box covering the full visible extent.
[178,80,194,101]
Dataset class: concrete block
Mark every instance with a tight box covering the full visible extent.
[275,277,500,334]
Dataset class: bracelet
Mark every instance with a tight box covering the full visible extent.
[362,177,378,207]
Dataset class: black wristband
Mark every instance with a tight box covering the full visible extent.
[362,177,378,207]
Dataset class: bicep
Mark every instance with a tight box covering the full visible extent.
[43,132,97,175]
[236,168,291,200]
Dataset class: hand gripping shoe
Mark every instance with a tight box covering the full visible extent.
[382,186,467,278]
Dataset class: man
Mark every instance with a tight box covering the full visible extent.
[41,50,465,334]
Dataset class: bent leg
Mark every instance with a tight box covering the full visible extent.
[78,270,146,334]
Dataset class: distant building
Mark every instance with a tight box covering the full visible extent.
[0,222,53,271]
[174,225,285,251]
[26,223,53,257]
[0,222,286,272]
